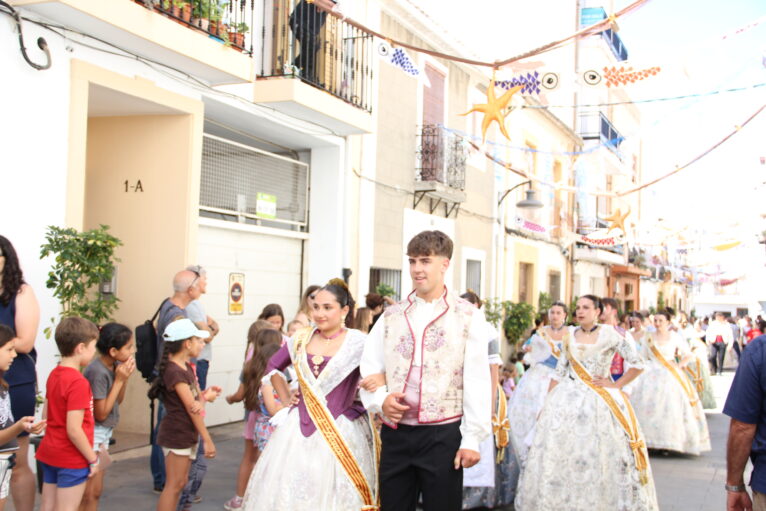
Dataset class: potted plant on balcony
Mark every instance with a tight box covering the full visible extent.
[162,0,191,22]
[191,0,211,31]
[208,0,228,36]
[228,22,248,50]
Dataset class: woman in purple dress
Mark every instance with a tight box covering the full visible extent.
[242,280,378,511]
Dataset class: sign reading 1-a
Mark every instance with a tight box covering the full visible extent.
[124,180,144,192]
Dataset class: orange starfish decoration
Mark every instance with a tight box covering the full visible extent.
[604,206,631,234]
[461,78,523,143]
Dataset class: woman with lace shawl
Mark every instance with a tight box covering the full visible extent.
[506,301,572,465]
[515,295,658,511]
[629,310,711,455]
[242,281,378,511]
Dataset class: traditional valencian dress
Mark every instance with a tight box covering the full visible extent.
[506,325,571,464]
[629,332,711,455]
[242,328,378,511]
[515,325,659,511]
[681,327,716,409]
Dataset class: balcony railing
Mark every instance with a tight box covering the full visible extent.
[580,7,628,62]
[144,0,255,54]
[259,0,374,112]
[416,125,467,191]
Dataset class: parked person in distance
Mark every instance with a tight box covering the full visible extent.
[36,317,101,511]
[80,323,137,511]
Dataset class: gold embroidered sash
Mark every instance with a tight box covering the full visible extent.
[648,337,700,416]
[492,383,510,464]
[293,328,380,510]
[564,339,649,485]
[684,362,704,393]
[540,326,569,359]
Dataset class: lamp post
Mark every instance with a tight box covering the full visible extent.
[497,180,544,208]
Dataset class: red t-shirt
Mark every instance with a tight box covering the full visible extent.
[36,366,94,469]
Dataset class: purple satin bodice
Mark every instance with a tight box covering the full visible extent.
[267,344,366,437]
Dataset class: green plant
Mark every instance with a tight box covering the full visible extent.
[502,301,535,346]
[657,291,665,311]
[39,225,122,337]
[235,22,249,34]
[209,0,227,22]
[569,295,579,320]
[375,283,395,298]
[482,298,504,329]
[538,291,552,314]
[648,305,656,315]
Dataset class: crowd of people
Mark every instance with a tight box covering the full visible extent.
[0,231,764,511]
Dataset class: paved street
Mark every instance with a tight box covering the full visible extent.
[6,371,740,511]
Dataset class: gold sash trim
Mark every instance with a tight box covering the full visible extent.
[647,337,700,416]
[540,327,567,359]
[293,328,380,510]
[564,339,649,485]
[684,362,704,393]
[492,383,510,464]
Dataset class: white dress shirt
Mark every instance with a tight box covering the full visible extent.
[705,320,734,346]
[360,293,492,452]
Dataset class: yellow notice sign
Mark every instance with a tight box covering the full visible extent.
[228,273,245,315]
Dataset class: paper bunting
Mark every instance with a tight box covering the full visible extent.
[497,71,544,95]
[603,65,661,87]
[380,44,430,87]
[515,216,548,234]
[712,240,742,251]
[567,231,626,247]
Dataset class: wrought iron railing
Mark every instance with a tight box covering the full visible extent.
[144,0,255,54]
[259,0,374,112]
[416,125,467,191]
[602,28,628,62]
[579,112,624,157]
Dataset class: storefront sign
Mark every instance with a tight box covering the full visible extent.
[256,192,277,219]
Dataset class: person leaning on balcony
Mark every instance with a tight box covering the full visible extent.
[723,332,766,511]
[0,236,40,511]
[706,312,733,375]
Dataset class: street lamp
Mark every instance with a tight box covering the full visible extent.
[497,180,544,208]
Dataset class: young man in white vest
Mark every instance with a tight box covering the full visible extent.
[360,230,491,511]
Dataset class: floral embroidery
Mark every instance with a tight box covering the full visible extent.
[395,334,414,360]
[450,367,464,389]
[422,398,446,421]
[423,326,447,352]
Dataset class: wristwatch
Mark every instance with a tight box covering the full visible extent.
[725,484,747,493]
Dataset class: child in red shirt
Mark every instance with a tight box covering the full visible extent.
[36,317,100,511]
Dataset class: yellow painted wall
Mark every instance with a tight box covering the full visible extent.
[69,60,204,433]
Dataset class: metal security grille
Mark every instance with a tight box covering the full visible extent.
[200,135,309,230]
[369,268,402,301]
[466,259,482,296]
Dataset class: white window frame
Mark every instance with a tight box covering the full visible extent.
[461,247,486,297]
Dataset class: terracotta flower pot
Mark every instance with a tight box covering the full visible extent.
[180,4,192,22]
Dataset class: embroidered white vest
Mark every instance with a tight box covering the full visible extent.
[383,290,474,423]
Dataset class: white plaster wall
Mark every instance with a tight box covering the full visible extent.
[196,220,303,425]
[574,261,607,297]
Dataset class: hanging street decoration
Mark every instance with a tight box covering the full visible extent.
[603,65,662,87]
[566,230,627,247]
[515,216,549,234]
[379,44,431,86]
[461,78,523,142]
[497,72,544,95]
[604,207,631,234]
[712,240,742,251]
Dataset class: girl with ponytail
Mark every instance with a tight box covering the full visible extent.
[149,319,222,511]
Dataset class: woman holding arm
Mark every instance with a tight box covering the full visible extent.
[515,295,658,511]
[0,236,40,511]
[629,310,711,455]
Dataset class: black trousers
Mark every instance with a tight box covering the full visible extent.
[379,422,463,511]
[710,342,727,374]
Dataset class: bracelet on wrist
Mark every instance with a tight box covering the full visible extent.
[88,457,99,466]
[725,484,747,493]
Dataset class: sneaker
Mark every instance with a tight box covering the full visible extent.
[192,495,202,504]
[223,496,244,510]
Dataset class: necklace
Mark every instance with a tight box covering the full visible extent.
[310,354,326,376]
[579,324,598,333]
[319,327,346,342]
[550,324,565,332]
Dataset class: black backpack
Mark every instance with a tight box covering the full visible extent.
[135,299,168,382]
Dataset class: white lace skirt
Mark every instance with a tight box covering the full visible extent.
[515,378,659,511]
[630,361,711,454]
[506,363,555,464]
[242,408,377,511]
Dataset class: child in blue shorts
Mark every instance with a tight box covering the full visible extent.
[36,317,100,511]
